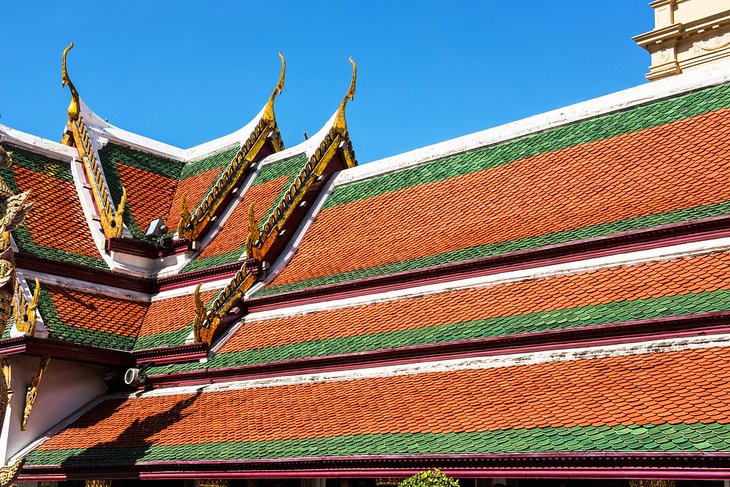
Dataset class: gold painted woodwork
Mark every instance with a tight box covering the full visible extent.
[333,57,357,137]
[262,52,286,125]
[61,43,80,122]
[177,192,192,237]
[62,44,126,239]
[179,54,287,243]
[254,58,358,259]
[192,284,207,344]
[0,145,12,169]
[198,481,229,487]
[0,458,24,486]
[245,203,261,260]
[13,278,40,335]
[629,482,676,487]
[21,356,50,431]
[85,480,113,487]
[0,357,11,436]
[193,266,256,345]
[69,119,126,238]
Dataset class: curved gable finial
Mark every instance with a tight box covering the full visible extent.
[61,43,81,122]
[334,57,357,136]
[263,52,286,124]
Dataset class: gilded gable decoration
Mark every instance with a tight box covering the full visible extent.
[254,58,358,262]
[14,278,41,335]
[193,263,256,345]
[21,356,50,431]
[0,357,12,433]
[62,43,127,239]
[178,53,287,244]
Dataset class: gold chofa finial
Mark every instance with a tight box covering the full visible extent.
[62,43,81,122]
[334,57,357,136]
[263,52,286,124]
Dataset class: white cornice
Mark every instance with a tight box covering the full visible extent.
[335,60,730,187]
[0,125,77,162]
[115,333,730,398]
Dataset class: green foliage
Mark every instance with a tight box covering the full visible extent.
[398,469,459,487]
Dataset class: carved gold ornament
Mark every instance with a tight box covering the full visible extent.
[0,145,13,169]
[62,43,127,239]
[333,57,357,136]
[21,356,50,431]
[177,192,191,237]
[193,265,256,345]
[0,458,24,486]
[62,43,81,122]
[629,481,676,487]
[0,248,16,338]
[244,203,260,260]
[179,53,286,243]
[192,284,207,343]
[85,480,113,487]
[262,52,286,125]
[256,58,358,260]
[198,481,229,487]
[14,278,40,335]
[0,357,12,433]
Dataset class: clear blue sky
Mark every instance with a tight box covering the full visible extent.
[2,1,651,163]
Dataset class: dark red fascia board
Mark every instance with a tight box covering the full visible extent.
[147,311,730,388]
[106,237,189,259]
[133,342,208,366]
[157,261,240,290]
[22,214,730,297]
[247,214,730,312]
[0,336,132,366]
[19,452,730,481]
[15,253,156,294]
[0,336,207,367]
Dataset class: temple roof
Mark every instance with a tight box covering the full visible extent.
[23,336,730,474]
[3,52,730,481]
[258,81,730,297]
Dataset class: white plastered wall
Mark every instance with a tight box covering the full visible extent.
[0,355,107,465]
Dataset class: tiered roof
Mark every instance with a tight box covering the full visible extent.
[1,47,730,482]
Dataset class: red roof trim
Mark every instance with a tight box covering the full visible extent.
[157,262,240,290]
[15,253,156,294]
[133,342,208,365]
[249,215,730,312]
[147,311,730,388]
[0,336,208,367]
[107,237,189,259]
[19,452,730,481]
[18,215,730,299]
[0,336,132,366]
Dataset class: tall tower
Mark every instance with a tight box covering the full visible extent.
[634,0,730,80]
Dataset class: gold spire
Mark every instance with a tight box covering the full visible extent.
[333,57,357,136]
[61,43,81,122]
[262,52,286,125]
